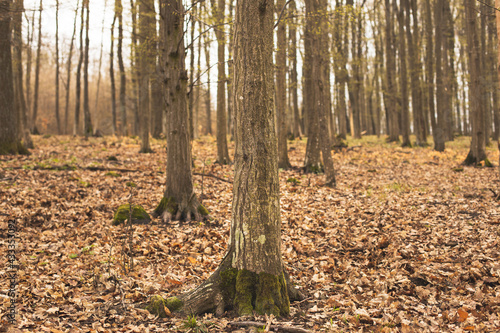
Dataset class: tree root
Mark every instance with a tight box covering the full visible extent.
[153,194,209,223]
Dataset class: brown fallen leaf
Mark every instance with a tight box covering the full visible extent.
[457,308,468,323]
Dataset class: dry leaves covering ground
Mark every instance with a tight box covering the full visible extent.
[0,135,499,333]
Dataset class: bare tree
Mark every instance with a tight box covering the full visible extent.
[64,0,80,135]
[83,0,92,137]
[32,0,42,134]
[55,0,61,133]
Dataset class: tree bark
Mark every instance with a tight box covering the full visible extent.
[433,0,446,151]
[138,0,154,153]
[154,0,205,222]
[464,0,488,165]
[203,22,212,135]
[116,0,127,136]
[397,1,410,147]
[289,0,301,138]
[32,0,42,134]
[188,0,196,140]
[74,2,84,136]
[110,13,117,135]
[55,0,61,134]
[0,0,27,154]
[130,0,140,136]
[384,0,399,142]
[276,0,290,168]
[83,0,92,137]
[211,0,230,164]
[64,0,79,135]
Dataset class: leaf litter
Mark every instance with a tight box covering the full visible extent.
[0,135,499,332]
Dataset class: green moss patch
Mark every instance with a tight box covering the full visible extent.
[112,204,151,225]
[153,196,178,217]
[146,295,184,317]
[197,204,209,216]
[234,269,257,316]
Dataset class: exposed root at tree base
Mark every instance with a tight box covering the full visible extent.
[147,251,302,317]
[152,195,209,223]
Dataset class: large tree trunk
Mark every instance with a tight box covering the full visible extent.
[276,0,290,168]
[148,0,297,317]
[138,0,154,153]
[64,0,79,135]
[424,0,436,138]
[116,0,127,136]
[0,0,27,154]
[188,0,196,140]
[83,0,92,137]
[212,0,230,164]
[464,0,488,165]
[12,0,32,148]
[153,0,206,222]
[32,0,42,134]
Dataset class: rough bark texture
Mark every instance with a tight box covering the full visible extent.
[83,0,92,137]
[397,1,410,147]
[433,0,445,151]
[212,0,230,164]
[276,0,290,168]
[138,0,154,153]
[154,0,205,222]
[148,0,298,317]
[0,0,27,154]
[425,0,436,138]
[32,0,42,134]
[384,0,399,142]
[495,0,500,140]
[463,0,488,165]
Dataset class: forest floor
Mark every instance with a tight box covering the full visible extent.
[1,135,500,333]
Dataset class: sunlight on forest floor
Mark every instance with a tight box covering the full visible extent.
[0,135,499,332]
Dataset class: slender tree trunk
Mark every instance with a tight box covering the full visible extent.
[138,0,154,152]
[110,13,117,135]
[464,0,487,164]
[203,27,212,135]
[93,0,107,134]
[0,0,27,154]
[74,2,84,136]
[384,0,399,142]
[25,7,34,133]
[83,0,92,137]
[434,0,445,151]
[64,0,79,135]
[54,0,61,134]
[154,0,205,222]
[397,1,410,147]
[289,0,301,138]
[151,21,163,140]
[32,0,42,134]
[444,1,455,141]
[276,0,290,168]
[116,0,127,136]
[130,0,139,135]
[424,0,435,138]
[188,0,196,140]
[211,0,230,163]
[227,0,234,140]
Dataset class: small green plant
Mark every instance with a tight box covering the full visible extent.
[286,177,301,184]
[181,315,208,332]
[79,180,91,187]
[106,171,121,177]
[107,155,118,161]
[69,254,78,259]
[126,181,137,187]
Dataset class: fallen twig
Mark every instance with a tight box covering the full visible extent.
[229,321,311,333]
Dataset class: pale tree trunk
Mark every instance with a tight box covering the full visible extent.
[227,0,234,139]
[93,0,107,134]
[130,0,139,135]
[480,2,490,146]
[138,0,154,153]
[55,0,61,134]
[464,0,488,165]
[25,8,34,133]
[333,0,347,139]
[276,0,290,168]
[74,2,84,136]
[148,0,300,317]
[116,0,127,136]
[110,13,117,135]
[397,1,410,147]
[211,0,230,163]
[32,0,42,134]
[153,0,205,222]
[488,0,499,141]
[83,0,92,137]
[289,0,301,138]
[0,0,27,154]
[12,0,32,148]
[64,0,79,135]
[151,44,163,138]
[203,18,212,135]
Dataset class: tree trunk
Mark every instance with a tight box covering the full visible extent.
[93,1,107,135]
[188,0,196,140]
[116,0,127,136]
[384,0,399,142]
[212,0,230,164]
[83,0,92,137]
[74,2,84,136]
[64,0,79,135]
[276,0,290,168]
[32,0,42,134]
[110,13,117,135]
[0,0,27,154]
[433,0,446,151]
[54,0,61,134]
[227,0,235,140]
[130,0,140,136]
[25,7,34,134]
[151,58,164,138]
[303,0,322,173]
[148,0,297,317]
[138,0,154,153]
[424,0,435,139]
[464,0,488,165]
[289,0,301,138]
[154,0,206,222]
[397,1,411,147]
[203,24,212,135]
[12,0,32,148]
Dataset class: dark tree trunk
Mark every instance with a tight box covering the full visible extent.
[0,0,27,154]
[110,13,117,135]
[55,0,61,134]
[83,0,92,137]
[397,1,411,147]
[116,0,127,136]
[433,0,446,151]
[74,2,84,136]
[64,0,79,135]
[384,0,399,142]
[32,0,42,134]
[289,0,301,138]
